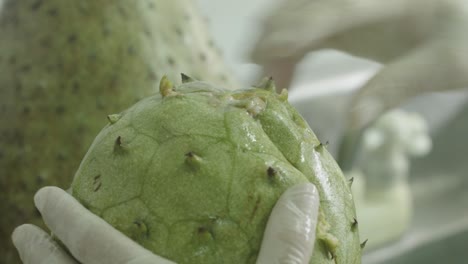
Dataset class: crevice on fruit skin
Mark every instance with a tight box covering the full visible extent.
[93,174,101,192]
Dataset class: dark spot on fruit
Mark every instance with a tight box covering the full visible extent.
[76,125,86,134]
[267,166,276,181]
[72,81,80,94]
[102,26,111,37]
[147,69,158,81]
[35,174,45,185]
[19,179,27,190]
[127,46,136,55]
[39,36,52,48]
[55,105,65,115]
[93,174,102,192]
[14,83,22,92]
[33,83,45,97]
[174,26,183,37]
[8,55,17,65]
[12,130,24,147]
[197,226,208,234]
[45,65,55,73]
[56,152,66,161]
[167,56,175,66]
[148,2,155,9]
[77,2,90,15]
[117,6,128,19]
[88,52,97,61]
[67,34,77,44]
[208,39,215,48]
[22,106,31,115]
[143,27,152,38]
[199,53,207,62]
[19,65,32,73]
[107,75,118,91]
[30,0,43,11]
[47,8,58,17]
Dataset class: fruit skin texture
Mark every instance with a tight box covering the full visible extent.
[71,77,361,264]
[0,0,235,261]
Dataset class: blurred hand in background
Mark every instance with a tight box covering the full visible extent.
[250,0,468,166]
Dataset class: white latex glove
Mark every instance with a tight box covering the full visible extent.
[251,0,468,166]
[12,184,319,264]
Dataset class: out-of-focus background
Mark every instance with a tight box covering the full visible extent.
[1,0,467,263]
[196,0,468,263]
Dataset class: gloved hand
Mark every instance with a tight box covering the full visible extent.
[251,0,468,167]
[12,183,319,264]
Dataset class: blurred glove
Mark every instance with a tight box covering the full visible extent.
[251,0,468,167]
[12,184,319,264]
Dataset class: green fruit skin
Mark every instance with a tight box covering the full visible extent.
[0,0,235,262]
[71,81,361,263]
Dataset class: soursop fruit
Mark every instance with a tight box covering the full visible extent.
[71,76,362,264]
[0,0,235,261]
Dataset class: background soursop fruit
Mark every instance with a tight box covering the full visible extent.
[0,0,236,261]
[71,76,362,264]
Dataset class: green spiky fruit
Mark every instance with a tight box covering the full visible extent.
[71,76,361,263]
[0,0,235,261]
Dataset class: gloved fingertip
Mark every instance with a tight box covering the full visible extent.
[34,186,61,212]
[298,182,318,196]
[285,183,319,208]
[11,224,29,247]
